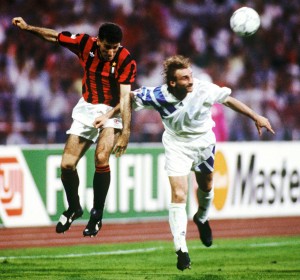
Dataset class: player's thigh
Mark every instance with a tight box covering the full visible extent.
[169,175,189,203]
[163,136,193,176]
[62,134,93,169]
[95,128,120,165]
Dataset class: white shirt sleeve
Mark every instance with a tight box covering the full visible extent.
[200,81,232,105]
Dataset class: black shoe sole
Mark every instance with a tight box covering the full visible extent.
[83,231,99,237]
[177,263,191,271]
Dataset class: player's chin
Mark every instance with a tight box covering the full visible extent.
[186,86,193,92]
[103,55,114,61]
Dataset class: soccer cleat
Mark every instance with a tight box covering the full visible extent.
[193,214,213,247]
[83,208,103,237]
[176,249,191,271]
[56,207,83,234]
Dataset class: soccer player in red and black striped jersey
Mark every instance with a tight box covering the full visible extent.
[12,17,137,237]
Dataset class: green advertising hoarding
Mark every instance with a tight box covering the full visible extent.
[0,145,171,227]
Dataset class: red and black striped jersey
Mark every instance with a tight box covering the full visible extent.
[57,32,137,106]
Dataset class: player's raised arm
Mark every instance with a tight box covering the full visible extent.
[12,17,58,43]
[223,96,275,136]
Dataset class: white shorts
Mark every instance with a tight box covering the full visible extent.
[162,130,216,176]
[67,98,122,143]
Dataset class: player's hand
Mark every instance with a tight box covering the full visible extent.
[12,17,28,30]
[93,115,108,129]
[94,106,119,129]
[113,132,130,157]
[255,116,275,136]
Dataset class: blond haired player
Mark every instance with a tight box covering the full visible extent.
[95,55,274,270]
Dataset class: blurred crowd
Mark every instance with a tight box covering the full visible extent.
[0,0,299,144]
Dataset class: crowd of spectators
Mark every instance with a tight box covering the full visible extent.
[0,0,299,144]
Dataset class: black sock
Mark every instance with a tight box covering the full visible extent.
[61,169,80,210]
[93,165,110,212]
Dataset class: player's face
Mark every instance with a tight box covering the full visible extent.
[170,68,193,99]
[97,39,120,61]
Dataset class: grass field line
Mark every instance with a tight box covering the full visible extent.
[0,246,164,261]
[249,240,300,247]
[190,239,300,249]
[1,239,300,261]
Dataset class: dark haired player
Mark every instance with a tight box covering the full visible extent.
[12,17,137,237]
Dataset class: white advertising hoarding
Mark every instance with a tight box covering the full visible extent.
[189,142,300,219]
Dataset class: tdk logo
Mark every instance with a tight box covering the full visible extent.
[0,157,24,216]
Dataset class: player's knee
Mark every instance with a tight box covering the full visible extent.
[61,162,76,171]
[94,152,109,166]
[61,155,77,171]
[172,189,187,203]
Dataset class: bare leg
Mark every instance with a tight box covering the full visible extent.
[83,128,120,237]
[92,128,120,210]
[56,134,92,234]
[60,134,92,210]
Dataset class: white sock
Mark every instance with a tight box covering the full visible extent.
[196,188,214,223]
[169,203,188,253]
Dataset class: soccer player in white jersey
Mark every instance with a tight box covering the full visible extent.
[94,55,275,271]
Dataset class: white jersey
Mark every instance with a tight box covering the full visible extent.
[132,78,231,141]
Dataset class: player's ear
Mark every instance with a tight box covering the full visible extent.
[96,37,101,46]
[169,80,176,88]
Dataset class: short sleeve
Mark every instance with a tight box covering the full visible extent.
[203,82,232,105]
[118,60,137,84]
[57,32,86,56]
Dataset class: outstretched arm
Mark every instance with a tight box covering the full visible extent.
[223,96,275,136]
[12,17,58,43]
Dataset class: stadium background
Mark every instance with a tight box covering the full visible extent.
[1,0,300,144]
[0,0,300,247]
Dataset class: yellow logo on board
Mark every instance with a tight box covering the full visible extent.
[213,151,229,210]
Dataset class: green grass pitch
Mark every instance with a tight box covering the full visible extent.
[1,236,300,280]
